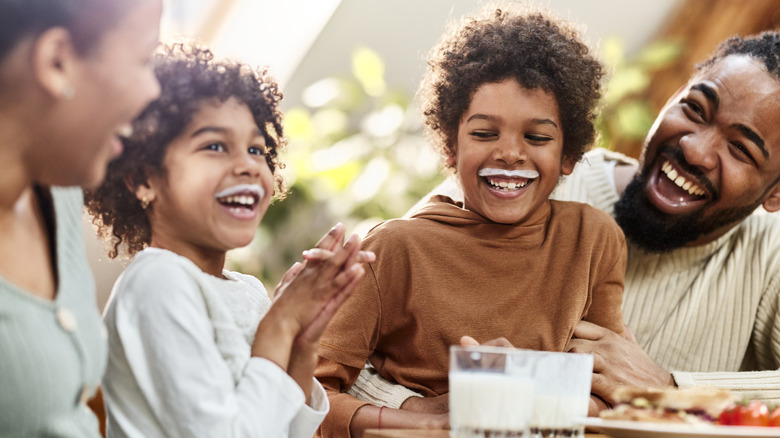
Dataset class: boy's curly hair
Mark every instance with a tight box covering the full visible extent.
[418,3,605,169]
[84,42,286,258]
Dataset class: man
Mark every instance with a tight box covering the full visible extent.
[562,31,780,408]
[349,31,780,413]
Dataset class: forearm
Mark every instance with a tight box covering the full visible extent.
[251,307,298,370]
[349,405,448,438]
[287,341,318,402]
[672,369,780,406]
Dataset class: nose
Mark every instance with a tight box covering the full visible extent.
[492,134,526,165]
[678,128,721,172]
[233,149,263,178]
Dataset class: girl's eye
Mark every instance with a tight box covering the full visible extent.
[248,146,265,156]
[204,143,225,152]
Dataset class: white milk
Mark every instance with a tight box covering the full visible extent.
[449,372,535,434]
[531,394,589,428]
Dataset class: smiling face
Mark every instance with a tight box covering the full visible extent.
[615,55,780,251]
[48,0,162,187]
[449,79,573,224]
[140,97,274,261]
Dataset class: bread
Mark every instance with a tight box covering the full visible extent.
[601,386,735,423]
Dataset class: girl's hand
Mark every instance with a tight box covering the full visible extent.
[251,224,374,388]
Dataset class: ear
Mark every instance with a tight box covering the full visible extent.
[445,144,457,168]
[763,183,780,212]
[124,174,156,205]
[560,156,577,176]
[31,27,80,99]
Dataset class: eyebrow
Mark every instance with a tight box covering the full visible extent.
[191,126,263,138]
[691,83,719,110]
[692,84,768,159]
[465,114,559,129]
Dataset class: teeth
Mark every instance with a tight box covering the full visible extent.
[661,160,706,196]
[487,178,527,191]
[220,195,255,206]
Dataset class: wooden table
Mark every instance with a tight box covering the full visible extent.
[365,430,608,438]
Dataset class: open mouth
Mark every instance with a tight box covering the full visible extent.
[646,157,711,214]
[215,184,264,214]
[478,168,538,192]
[660,160,706,197]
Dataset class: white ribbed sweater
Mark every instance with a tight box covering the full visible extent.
[553,149,780,404]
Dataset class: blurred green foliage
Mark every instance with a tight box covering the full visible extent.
[595,37,683,150]
[229,39,683,288]
[227,47,443,287]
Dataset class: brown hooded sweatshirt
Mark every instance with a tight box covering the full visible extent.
[316,196,626,437]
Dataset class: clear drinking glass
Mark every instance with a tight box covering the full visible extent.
[525,352,592,438]
[449,345,536,438]
[449,346,593,438]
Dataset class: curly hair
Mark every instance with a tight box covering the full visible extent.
[698,30,780,81]
[84,42,287,258]
[418,2,605,169]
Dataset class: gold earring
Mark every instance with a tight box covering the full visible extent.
[140,197,150,210]
[62,85,75,99]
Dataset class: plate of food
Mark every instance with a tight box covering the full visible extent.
[580,417,780,438]
[578,386,780,438]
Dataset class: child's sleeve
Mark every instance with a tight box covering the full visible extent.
[106,259,307,437]
[583,218,627,336]
[315,255,384,438]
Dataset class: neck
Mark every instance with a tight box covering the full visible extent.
[0,114,36,210]
[149,236,227,278]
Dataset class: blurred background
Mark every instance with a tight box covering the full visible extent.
[86,0,780,309]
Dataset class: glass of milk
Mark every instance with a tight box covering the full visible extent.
[524,352,592,438]
[449,346,536,438]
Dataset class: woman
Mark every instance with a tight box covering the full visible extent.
[0,0,161,436]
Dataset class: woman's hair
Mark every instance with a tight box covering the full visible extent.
[0,0,134,63]
[418,2,605,168]
[698,30,780,81]
[85,42,287,258]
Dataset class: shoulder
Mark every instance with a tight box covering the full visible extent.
[550,200,622,231]
[111,248,205,311]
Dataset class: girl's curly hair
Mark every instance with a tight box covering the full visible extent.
[418,3,605,169]
[85,42,287,258]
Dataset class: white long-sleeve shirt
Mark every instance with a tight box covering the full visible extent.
[102,248,327,438]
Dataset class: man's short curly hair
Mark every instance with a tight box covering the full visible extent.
[85,42,286,258]
[418,3,605,169]
[698,30,780,81]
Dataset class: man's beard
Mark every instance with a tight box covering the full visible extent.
[614,154,762,253]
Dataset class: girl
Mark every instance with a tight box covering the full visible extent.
[85,43,373,437]
[0,0,161,436]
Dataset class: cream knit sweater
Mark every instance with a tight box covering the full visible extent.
[354,148,780,406]
[553,149,780,404]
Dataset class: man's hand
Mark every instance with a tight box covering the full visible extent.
[567,321,675,407]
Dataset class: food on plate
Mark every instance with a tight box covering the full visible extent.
[719,400,772,427]
[600,386,735,424]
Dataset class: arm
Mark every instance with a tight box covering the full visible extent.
[567,320,675,412]
[111,262,305,438]
[671,273,780,406]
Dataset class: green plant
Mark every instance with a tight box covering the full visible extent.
[227,47,442,286]
[595,37,683,150]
